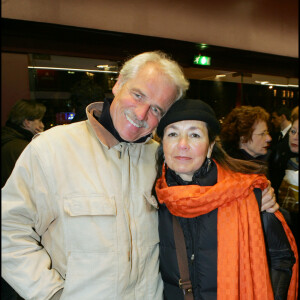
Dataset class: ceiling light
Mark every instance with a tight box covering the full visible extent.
[96,65,118,71]
[28,66,118,74]
[265,83,299,88]
[254,81,298,88]
[96,65,109,69]
[86,72,95,77]
[255,80,269,84]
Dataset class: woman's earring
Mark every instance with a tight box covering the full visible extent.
[162,154,166,168]
[207,157,212,172]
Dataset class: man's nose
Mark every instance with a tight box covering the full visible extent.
[135,103,150,120]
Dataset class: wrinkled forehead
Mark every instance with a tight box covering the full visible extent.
[130,66,177,105]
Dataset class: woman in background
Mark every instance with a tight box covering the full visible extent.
[1,99,46,188]
[220,105,272,164]
[278,108,298,247]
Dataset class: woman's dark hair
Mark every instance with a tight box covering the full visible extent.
[154,122,267,182]
[8,99,46,126]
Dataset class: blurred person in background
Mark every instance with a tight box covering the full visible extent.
[1,99,46,300]
[220,105,272,166]
[278,107,299,247]
[269,106,295,197]
[270,106,292,149]
[1,99,46,187]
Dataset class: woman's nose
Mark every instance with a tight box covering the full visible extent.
[177,136,190,150]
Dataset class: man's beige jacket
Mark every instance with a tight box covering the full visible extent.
[2,102,163,300]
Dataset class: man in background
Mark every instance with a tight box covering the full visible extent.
[270,106,292,149]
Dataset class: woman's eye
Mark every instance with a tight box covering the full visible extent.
[191,133,200,138]
[167,132,177,137]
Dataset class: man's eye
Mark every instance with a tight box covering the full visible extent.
[151,106,161,117]
[134,93,142,99]
[191,133,200,138]
[131,91,142,100]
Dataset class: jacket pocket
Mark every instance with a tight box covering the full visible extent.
[62,252,117,300]
[64,194,117,252]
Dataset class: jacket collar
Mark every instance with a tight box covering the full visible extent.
[4,121,34,142]
[86,102,153,149]
[165,159,217,187]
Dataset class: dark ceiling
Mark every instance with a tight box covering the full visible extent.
[2,18,298,79]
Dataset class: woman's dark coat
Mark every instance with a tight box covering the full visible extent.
[158,162,295,300]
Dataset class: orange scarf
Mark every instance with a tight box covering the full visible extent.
[155,162,298,300]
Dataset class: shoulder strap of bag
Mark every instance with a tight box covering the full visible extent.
[172,215,194,300]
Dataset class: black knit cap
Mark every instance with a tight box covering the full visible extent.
[156,99,220,138]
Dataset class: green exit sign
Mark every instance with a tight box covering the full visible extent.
[194,55,211,66]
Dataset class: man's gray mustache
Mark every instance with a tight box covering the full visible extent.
[124,110,149,129]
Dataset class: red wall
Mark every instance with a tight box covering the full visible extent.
[2,0,298,58]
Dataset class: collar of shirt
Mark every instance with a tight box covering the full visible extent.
[281,123,292,138]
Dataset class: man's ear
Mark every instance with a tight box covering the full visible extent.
[112,75,122,96]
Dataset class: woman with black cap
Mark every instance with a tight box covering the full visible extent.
[154,99,298,300]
